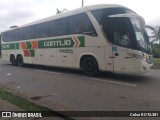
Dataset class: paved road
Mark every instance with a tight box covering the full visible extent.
[0,60,160,120]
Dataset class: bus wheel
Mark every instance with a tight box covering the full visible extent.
[82,57,99,76]
[17,55,24,67]
[10,55,17,66]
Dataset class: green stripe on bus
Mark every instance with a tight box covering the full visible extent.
[29,50,35,57]
[1,36,85,50]
[38,37,85,48]
[15,43,19,49]
[1,43,16,50]
[77,36,85,47]
[38,38,73,48]
[26,42,32,49]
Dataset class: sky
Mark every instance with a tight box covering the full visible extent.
[0,0,160,31]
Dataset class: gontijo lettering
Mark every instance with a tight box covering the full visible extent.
[44,39,71,47]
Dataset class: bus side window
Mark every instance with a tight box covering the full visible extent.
[4,31,11,42]
[41,22,50,38]
[54,21,63,36]
[50,18,67,37]
[68,13,97,36]
[112,18,132,47]
[35,22,49,38]
[8,30,14,42]
[50,20,55,36]
[91,9,103,24]
[15,29,23,41]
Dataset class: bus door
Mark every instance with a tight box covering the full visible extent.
[111,17,135,73]
[103,16,135,73]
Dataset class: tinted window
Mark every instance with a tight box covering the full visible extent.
[14,29,23,41]
[2,32,7,42]
[2,33,5,42]
[9,31,14,42]
[3,31,14,42]
[91,8,136,48]
[35,22,50,38]
[91,9,103,24]
[91,8,125,25]
[23,26,35,40]
[2,13,97,42]
[112,18,132,47]
[103,17,135,48]
[14,30,18,41]
[50,20,55,36]
[50,18,67,36]
[68,13,97,36]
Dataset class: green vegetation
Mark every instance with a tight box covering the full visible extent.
[151,58,160,69]
[0,86,51,111]
[0,34,1,58]
[0,85,73,119]
[152,44,160,58]
[150,43,160,69]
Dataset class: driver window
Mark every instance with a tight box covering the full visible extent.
[113,18,131,47]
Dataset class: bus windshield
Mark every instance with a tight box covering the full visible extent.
[130,18,151,52]
[91,8,152,54]
[109,14,152,54]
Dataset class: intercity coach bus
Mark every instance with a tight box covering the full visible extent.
[1,4,153,76]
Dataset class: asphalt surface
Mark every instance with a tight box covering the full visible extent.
[0,60,160,120]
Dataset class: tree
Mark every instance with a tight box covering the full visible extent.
[157,27,160,44]
[146,25,160,58]
[0,33,1,56]
[152,43,160,58]
[146,25,158,44]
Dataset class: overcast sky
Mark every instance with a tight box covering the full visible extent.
[0,0,160,31]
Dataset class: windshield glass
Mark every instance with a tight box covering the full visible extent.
[130,18,151,52]
[91,8,152,54]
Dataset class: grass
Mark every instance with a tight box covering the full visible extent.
[0,85,73,119]
[0,86,51,111]
[151,58,160,69]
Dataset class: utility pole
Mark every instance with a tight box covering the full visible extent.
[82,0,84,7]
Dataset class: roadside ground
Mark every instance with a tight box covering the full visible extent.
[0,85,66,120]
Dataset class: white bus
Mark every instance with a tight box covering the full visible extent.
[1,4,153,76]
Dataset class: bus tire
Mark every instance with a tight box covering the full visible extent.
[17,55,24,67]
[10,55,17,66]
[82,57,99,76]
